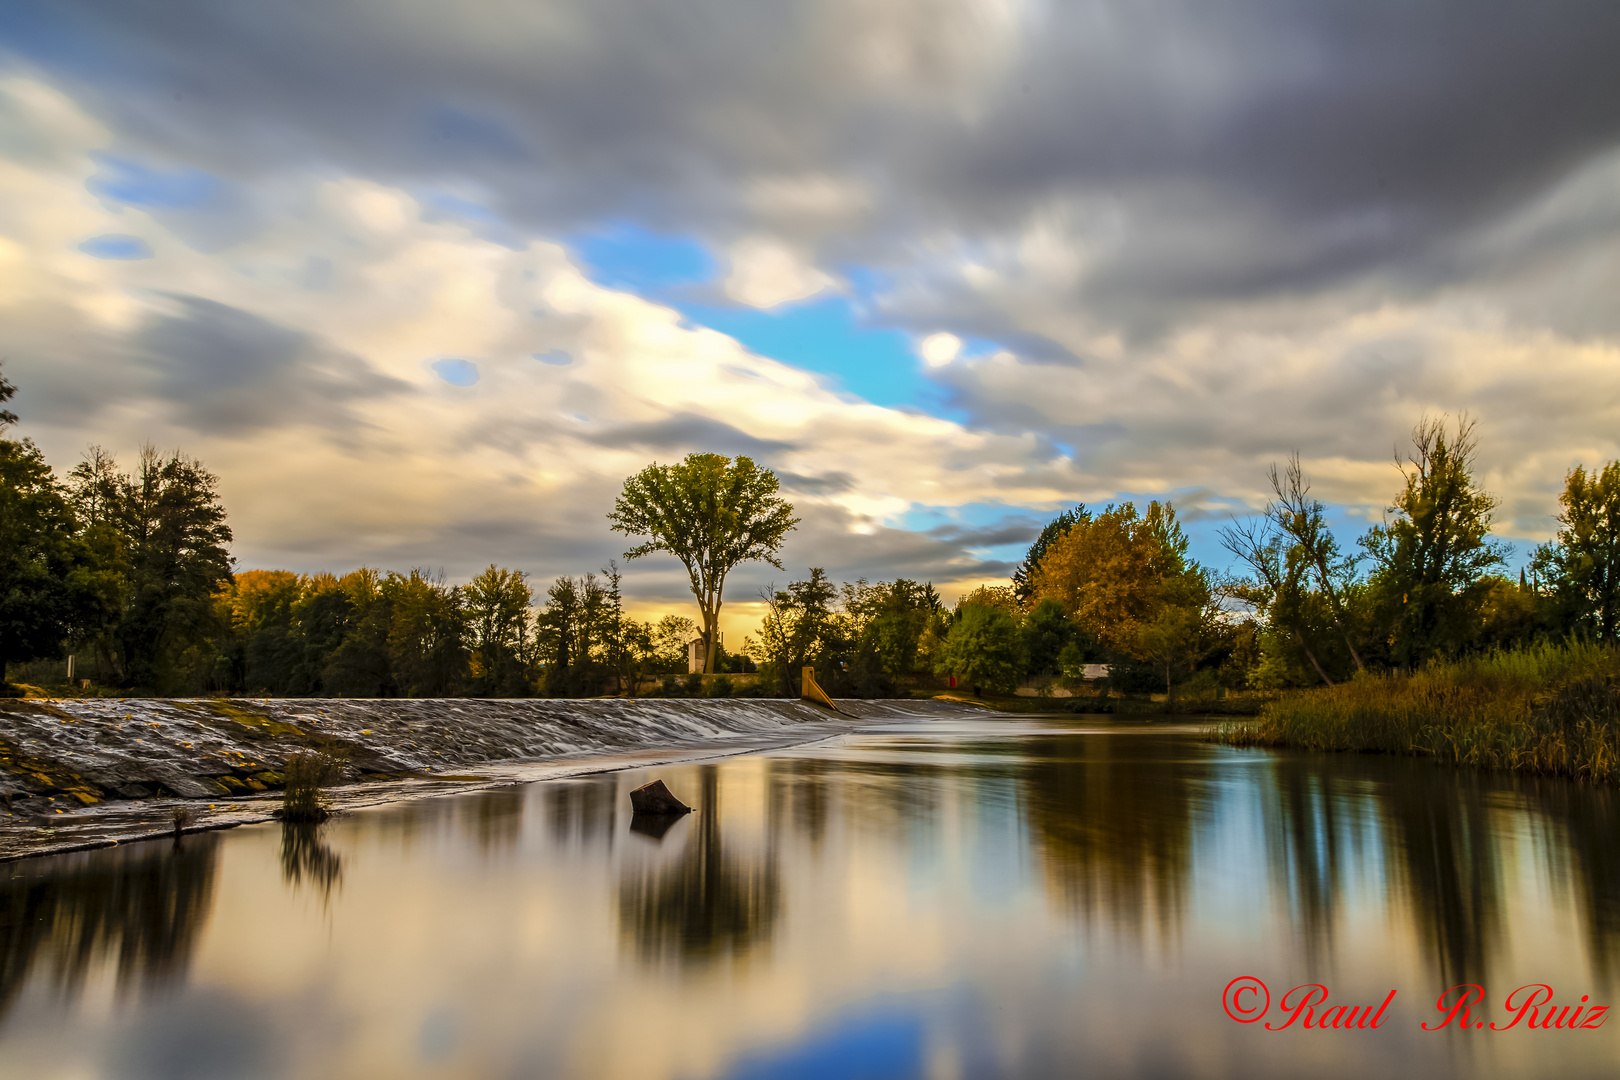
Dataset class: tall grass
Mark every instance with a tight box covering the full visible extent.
[279,750,345,822]
[1209,641,1620,782]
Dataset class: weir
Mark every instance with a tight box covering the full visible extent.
[0,695,973,808]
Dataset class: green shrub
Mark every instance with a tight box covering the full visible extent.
[708,675,734,698]
[661,675,680,697]
[684,671,704,696]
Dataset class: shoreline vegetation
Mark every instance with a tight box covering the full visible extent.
[1209,641,1620,783]
[13,357,1620,787]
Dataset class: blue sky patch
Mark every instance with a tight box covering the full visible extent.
[566,225,978,416]
[431,358,480,386]
[715,1011,925,1080]
[88,155,221,208]
[571,223,716,295]
[677,295,931,409]
[534,350,572,366]
[78,234,153,259]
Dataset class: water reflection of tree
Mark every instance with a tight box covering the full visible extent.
[1260,762,1371,970]
[279,823,344,905]
[463,786,524,853]
[1022,735,1194,942]
[619,766,781,965]
[1520,779,1620,988]
[1377,764,1503,990]
[0,835,219,1021]
[545,777,619,847]
[1255,753,1503,989]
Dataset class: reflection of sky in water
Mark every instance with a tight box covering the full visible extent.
[2,719,1620,1079]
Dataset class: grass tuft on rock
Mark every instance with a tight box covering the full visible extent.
[1208,641,1620,782]
[279,750,345,822]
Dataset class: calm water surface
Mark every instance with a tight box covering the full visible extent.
[4,717,1620,1079]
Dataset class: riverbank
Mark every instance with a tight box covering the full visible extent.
[0,696,988,860]
[1208,641,1620,782]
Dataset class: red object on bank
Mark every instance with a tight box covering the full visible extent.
[949,675,957,688]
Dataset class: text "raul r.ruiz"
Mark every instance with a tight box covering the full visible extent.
[1223,978,1608,1031]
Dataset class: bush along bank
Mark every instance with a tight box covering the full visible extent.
[1208,641,1620,782]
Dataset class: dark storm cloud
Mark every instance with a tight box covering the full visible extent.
[9,0,1619,332]
[925,519,1039,549]
[776,470,854,495]
[136,295,409,433]
[579,412,796,457]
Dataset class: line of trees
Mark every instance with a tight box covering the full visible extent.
[1219,416,1614,688]
[2,365,236,695]
[798,415,1620,698]
[0,367,758,697]
[208,563,745,698]
[10,354,1620,701]
[746,504,1215,698]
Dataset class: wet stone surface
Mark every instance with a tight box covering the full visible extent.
[0,697,983,860]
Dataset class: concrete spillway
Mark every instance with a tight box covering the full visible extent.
[0,696,989,859]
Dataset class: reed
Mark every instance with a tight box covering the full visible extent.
[1209,641,1620,782]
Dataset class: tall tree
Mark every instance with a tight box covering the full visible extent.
[609,453,797,673]
[1362,416,1506,666]
[464,564,533,695]
[117,446,235,690]
[1030,502,1203,656]
[754,568,839,696]
[1267,453,1365,670]
[1533,461,1620,640]
[934,601,1022,696]
[0,368,117,687]
[1012,505,1089,605]
[1218,516,1337,686]
[384,569,467,697]
[600,560,629,693]
[0,437,93,685]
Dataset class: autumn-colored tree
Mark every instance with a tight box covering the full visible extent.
[1029,502,1206,656]
[1012,506,1089,604]
[609,453,797,673]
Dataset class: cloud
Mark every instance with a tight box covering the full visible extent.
[0,71,1069,629]
[133,295,412,433]
[580,413,796,458]
[918,332,960,368]
[4,0,1620,604]
[723,236,835,309]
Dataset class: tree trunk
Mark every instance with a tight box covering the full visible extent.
[702,606,718,675]
[1294,631,1334,686]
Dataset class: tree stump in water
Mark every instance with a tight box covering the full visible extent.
[629,779,692,815]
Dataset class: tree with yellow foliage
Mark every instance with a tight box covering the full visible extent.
[1029,501,1213,689]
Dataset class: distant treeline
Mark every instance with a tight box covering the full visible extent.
[7,355,1620,699]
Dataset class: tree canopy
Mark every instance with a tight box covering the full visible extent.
[608,453,797,673]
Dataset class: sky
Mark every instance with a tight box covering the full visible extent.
[2,1,1619,635]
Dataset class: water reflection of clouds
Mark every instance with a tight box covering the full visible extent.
[5,729,1620,1078]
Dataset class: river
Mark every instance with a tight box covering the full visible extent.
[3,715,1618,1079]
